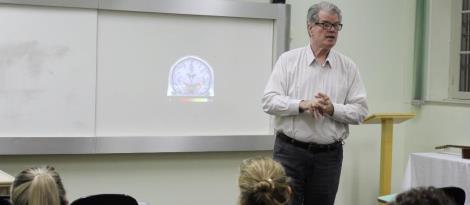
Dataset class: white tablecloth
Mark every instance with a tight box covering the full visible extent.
[402,152,470,205]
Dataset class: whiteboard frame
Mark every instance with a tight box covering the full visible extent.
[0,0,290,155]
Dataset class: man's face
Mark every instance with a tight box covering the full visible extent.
[308,10,341,50]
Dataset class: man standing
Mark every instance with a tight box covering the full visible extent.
[261,2,368,205]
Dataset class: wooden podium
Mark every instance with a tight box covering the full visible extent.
[364,113,415,200]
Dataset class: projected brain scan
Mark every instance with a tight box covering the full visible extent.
[167,56,214,97]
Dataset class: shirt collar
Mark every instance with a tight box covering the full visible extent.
[306,44,336,69]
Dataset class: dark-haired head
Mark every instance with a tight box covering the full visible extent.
[390,186,455,205]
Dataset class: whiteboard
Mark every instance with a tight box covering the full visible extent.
[0,0,289,154]
[0,4,97,137]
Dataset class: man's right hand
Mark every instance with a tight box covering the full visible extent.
[299,100,311,113]
[300,100,323,118]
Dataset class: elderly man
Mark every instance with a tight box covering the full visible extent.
[261,1,368,205]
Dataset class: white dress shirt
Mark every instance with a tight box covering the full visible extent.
[262,45,368,144]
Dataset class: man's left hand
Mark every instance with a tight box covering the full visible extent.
[314,92,334,116]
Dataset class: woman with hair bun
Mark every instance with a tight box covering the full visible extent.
[238,156,291,205]
[10,165,68,205]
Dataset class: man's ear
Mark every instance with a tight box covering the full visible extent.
[307,23,313,37]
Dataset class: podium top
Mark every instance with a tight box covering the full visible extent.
[363,112,415,124]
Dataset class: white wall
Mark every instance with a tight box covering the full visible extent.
[425,0,453,100]
[7,0,462,205]
[405,0,470,171]
[406,104,470,153]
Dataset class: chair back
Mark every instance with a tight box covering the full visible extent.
[0,196,11,205]
[71,194,138,205]
[440,187,466,205]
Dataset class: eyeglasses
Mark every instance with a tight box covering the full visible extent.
[314,22,343,31]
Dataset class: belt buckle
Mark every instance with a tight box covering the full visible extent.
[307,143,313,151]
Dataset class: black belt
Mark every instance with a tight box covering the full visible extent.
[276,132,342,153]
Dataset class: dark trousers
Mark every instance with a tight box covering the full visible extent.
[273,136,343,205]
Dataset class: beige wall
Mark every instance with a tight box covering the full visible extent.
[5,0,468,205]
[0,152,272,205]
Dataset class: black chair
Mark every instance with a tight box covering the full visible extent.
[440,187,466,205]
[0,196,11,205]
[71,194,138,205]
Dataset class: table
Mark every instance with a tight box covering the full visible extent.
[403,152,470,205]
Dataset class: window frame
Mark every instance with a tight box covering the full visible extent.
[450,0,470,99]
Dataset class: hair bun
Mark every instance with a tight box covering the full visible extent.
[255,179,274,193]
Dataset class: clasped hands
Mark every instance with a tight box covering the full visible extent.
[299,92,334,118]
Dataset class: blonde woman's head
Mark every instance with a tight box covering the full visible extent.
[238,156,290,205]
[11,165,67,205]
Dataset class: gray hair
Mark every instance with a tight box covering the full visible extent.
[307,1,342,24]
